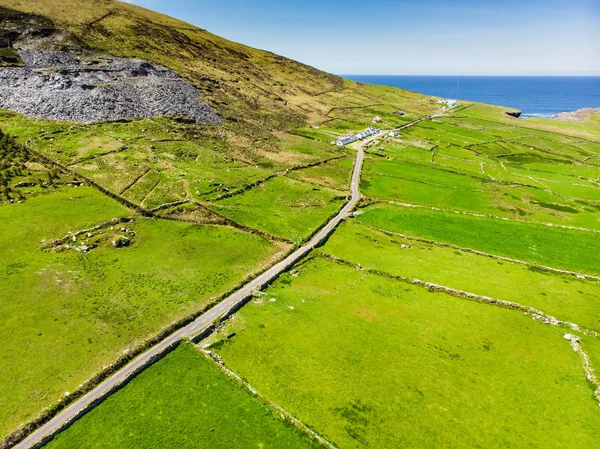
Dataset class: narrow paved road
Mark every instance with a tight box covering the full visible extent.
[15,114,435,448]
[15,134,375,449]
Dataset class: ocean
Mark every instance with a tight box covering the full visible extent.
[342,76,600,118]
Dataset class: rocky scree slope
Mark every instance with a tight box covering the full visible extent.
[0,49,222,124]
[0,0,347,129]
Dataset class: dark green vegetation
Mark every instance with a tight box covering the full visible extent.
[0,129,64,202]
[0,47,23,66]
[46,343,320,449]
[210,258,600,448]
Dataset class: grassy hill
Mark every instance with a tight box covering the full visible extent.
[1,0,435,132]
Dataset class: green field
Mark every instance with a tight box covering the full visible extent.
[361,155,600,230]
[0,187,281,437]
[323,221,600,332]
[210,257,600,448]
[287,157,354,192]
[3,0,600,446]
[46,343,321,449]
[5,98,600,447]
[356,203,600,275]
[211,176,346,243]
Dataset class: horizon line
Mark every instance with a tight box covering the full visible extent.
[340,74,600,77]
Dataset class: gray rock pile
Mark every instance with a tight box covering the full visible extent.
[0,50,222,124]
[554,108,600,122]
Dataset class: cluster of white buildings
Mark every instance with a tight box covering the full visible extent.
[333,126,378,147]
[438,99,459,108]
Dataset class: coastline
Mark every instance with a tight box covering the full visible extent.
[553,108,600,122]
[343,75,600,118]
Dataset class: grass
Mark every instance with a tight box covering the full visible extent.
[212,257,600,448]
[211,176,346,243]
[361,157,494,213]
[286,157,354,192]
[361,154,600,228]
[579,335,600,384]
[456,103,600,141]
[323,221,600,332]
[46,343,321,449]
[0,47,24,66]
[3,1,600,446]
[356,203,600,275]
[0,114,350,209]
[0,187,281,438]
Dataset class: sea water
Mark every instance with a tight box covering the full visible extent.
[343,76,600,118]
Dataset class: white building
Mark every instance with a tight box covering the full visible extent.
[335,135,359,146]
[334,126,378,146]
[357,126,377,140]
[439,99,458,108]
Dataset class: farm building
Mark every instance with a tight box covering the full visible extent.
[334,135,359,146]
[334,126,378,146]
[439,99,459,108]
[356,126,377,140]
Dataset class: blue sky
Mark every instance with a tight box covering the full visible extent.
[122,0,600,75]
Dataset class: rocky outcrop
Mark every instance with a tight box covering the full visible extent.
[0,50,222,124]
[505,110,522,119]
[554,108,600,122]
[0,6,57,49]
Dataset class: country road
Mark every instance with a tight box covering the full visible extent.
[13,127,390,449]
[13,116,434,448]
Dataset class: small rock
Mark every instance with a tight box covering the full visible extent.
[564,334,580,343]
[112,236,130,248]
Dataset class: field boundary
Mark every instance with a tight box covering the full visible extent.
[6,132,368,449]
[119,167,152,196]
[320,253,600,339]
[24,145,150,216]
[564,335,600,406]
[1,242,298,449]
[355,221,600,282]
[201,348,338,449]
[40,217,133,250]
[369,200,600,234]
[212,155,346,202]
